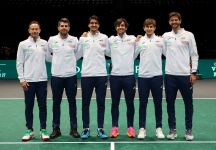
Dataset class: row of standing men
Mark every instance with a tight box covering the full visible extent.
[16,12,199,142]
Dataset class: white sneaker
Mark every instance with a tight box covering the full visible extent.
[137,128,146,139]
[156,128,165,139]
[40,129,50,141]
[185,130,194,141]
[22,130,35,141]
[167,129,177,140]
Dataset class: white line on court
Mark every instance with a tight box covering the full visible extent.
[110,142,115,150]
[0,141,216,144]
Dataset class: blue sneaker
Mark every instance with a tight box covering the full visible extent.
[81,129,90,139]
[97,129,108,139]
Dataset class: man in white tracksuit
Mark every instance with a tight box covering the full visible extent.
[135,18,165,139]
[77,15,109,139]
[48,18,80,139]
[108,18,136,138]
[163,12,199,141]
[16,20,50,141]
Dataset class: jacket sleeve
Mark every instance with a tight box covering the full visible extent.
[76,37,83,60]
[189,33,199,73]
[16,42,25,82]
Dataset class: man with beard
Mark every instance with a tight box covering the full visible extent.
[48,18,80,139]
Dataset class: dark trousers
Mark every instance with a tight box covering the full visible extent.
[81,76,107,128]
[165,74,193,130]
[51,75,78,129]
[24,81,47,130]
[110,75,136,128]
[138,76,163,129]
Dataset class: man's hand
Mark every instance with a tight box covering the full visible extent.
[190,74,197,84]
[20,81,29,91]
[82,32,88,37]
[135,35,142,42]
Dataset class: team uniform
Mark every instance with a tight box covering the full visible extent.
[108,33,136,137]
[16,36,49,141]
[135,34,165,139]
[77,31,109,139]
[163,28,199,139]
[48,34,79,133]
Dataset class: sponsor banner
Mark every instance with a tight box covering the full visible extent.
[0,59,215,79]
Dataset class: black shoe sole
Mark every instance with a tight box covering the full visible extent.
[50,134,61,139]
[70,134,81,138]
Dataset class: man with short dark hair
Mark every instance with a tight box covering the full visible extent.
[77,15,109,139]
[163,12,199,141]
[48,18,80,139]
[109,18,136,138]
